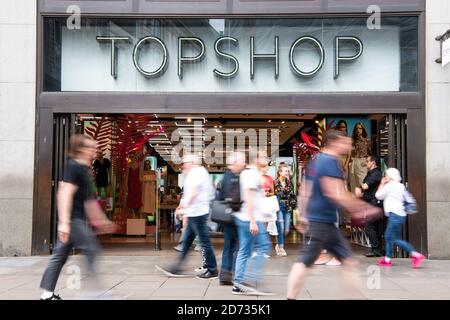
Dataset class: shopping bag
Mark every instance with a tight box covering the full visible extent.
[260,195,280,222]
[267,221,278,236]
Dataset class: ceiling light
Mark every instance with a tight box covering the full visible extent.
[187,118,192,123]
[268,120,272,123]
[282,121,285,124]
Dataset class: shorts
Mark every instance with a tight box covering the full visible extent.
[298,221,352,267]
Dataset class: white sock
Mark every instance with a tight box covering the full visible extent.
[384,257,391,262]
[41,290,53,299]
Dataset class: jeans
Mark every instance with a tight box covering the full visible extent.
[175,214,217,273]
[384,213,416,258]
[40,219,100,292]
[220,222,238,282]
[233,218,271,285]
[276,207,291,246]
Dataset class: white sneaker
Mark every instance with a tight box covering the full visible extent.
[263,253,270,258]
[194,266,207,273]
[194,245,201,252]
[279,248,287,256]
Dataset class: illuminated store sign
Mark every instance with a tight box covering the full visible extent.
[96,35,363,80]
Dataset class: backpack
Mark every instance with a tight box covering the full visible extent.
[403,187,418,214]
[224,171,243,212]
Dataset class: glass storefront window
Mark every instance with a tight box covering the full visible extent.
[43,17,418,93]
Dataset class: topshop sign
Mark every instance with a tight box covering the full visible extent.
[60,23,400,92]
[96,35,363,80]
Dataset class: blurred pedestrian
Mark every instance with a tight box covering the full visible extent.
[232,151,273,296]
[40,134,115,300]
[217,151,246,285]
[287,129,381,300]
[375,168,425,268]
[156,154,218,279]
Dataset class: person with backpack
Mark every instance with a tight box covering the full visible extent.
[217,151,246,285]
[375,168,425,268]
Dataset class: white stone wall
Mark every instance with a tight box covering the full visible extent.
[426,0,450,259]
[0,0,36,256]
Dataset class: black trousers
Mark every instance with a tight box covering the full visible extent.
[40,219,100,292]
[365,220,382,253]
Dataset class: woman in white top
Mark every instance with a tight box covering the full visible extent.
[375,168,425,268]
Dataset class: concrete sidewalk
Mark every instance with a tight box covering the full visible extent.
[1,249,450,300]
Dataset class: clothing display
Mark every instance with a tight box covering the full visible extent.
[127,167,142,209]
[92,158,111,188]
[142,170,157,214]
[349,137,371,192]
[349,157,368,192]
[352,138,371,158]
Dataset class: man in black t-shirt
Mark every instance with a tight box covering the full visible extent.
[355,155,383,257]
[39,135,114,300]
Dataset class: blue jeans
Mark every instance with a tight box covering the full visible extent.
[176,214,217,273]
[233,218,271,285]
[384,213,416,258]
[220,222,238,282]
[276,207,291,246]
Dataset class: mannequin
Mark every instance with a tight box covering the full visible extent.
[92,151,111,207]
[334,120,351,184]
[349,122,371,192]
[126,153,142,218]
[142,160,157,215]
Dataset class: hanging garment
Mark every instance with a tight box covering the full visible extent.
[127,167,142,209]
[142,170,157,214]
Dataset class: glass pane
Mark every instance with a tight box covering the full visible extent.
[43,16,418,92]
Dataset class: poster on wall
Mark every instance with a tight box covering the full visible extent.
[327,117,372,192]
[326,117,372,140]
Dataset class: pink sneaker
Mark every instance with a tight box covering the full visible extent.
[377,258,392,267]
[412,254,425,268]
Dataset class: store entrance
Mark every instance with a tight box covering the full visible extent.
[50,113,408,256]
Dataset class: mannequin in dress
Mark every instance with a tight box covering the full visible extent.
[349,122,371,192]
[92,151,111,200]
[334,120,351,185]
[142,160,157,215]
[126,153,142,218]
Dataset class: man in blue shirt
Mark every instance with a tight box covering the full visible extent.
[286,129,381,300]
